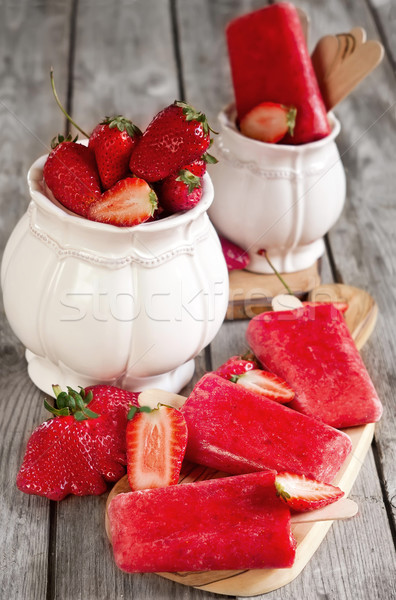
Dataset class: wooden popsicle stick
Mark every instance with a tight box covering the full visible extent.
[138,388,186,409]
[332,32,353,70]
[322,40,384,110]
[291,498,358,524]
[311,35,340,85]
[337,33,356,60]
[271,294,303,312]
[350,26,367,45]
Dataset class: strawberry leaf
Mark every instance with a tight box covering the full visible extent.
[127,406,138,420]
[83,407,100,419]
[104,115,142,138]
[176,169,202,194]
[174,101,217,136]
[202,152,218,164]
[286,107,297,137]
[275,480,291,501]
[149,189,158,214]
[74,411,88,421]
[44,398,70,417]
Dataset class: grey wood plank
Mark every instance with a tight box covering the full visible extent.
[52,2,231,599]
[70,0,180,136]
[368,0,396,74]
[0,2,74,599]
[178,0,396,598]
[296,0,396,527]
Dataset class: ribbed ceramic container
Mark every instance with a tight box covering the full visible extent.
[208,105,346,273]
[1,155,229,395]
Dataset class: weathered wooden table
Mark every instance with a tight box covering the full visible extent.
[1,1,395,598]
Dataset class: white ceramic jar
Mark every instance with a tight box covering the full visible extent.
[1,155,229,395]
[208,105,346,273]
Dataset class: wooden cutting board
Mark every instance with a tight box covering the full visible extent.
[105,284,378,596]
[227,262,321,320]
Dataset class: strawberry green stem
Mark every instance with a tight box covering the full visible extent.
[262,250,294,296]
[50,68,89,138]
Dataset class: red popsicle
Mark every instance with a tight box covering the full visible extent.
[108,471,296,572]
[181,373,351,483]
[246,304,383,429]
[226,2,331,144]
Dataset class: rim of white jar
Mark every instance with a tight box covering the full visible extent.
[27,153,214,234]
[219,103,341,150]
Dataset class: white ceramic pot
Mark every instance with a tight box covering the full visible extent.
[208,105,346,273]
[1,155,228,395]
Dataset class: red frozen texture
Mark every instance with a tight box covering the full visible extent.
[226,3,331,144]
[246,304,383,428]
[181,373,351,483]
[108,471,296,572]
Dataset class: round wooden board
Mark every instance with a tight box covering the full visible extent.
[105,283,378,596]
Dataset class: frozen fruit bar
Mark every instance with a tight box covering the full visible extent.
[108,471,296,572]
[246,304,383,428]
[181,373,351,483]
[226,2,330,144]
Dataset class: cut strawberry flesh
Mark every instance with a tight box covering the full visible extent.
[275,472,344,512]
[240,103,294,143]
[236,369,295,403]
[87,177,157,227]
[126,406,188,491]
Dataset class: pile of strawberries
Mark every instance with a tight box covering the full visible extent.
[43,100,217,227]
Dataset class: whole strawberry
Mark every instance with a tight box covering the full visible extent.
[159,168,202,213]
[17,385,139,501]
[89,116,142,190]
[43,136,101,217]
[129,101,214,182]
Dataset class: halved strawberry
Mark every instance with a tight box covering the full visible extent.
[126,404,188,491]
[240,102,297,143]
[302,301,348,314]
[275,472,344,512]
[235,369,295,403]
[215,355,258,380]
[87,177,157,227]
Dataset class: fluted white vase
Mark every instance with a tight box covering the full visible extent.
[208,105,346,273]
[1,154,229,395]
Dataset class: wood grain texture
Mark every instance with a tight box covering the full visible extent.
[51,2,230,600]
[0,1,74,598]
[71,0,180,134]
[369,0,396,74]
[298,0,396,531]
[178,0,396,597]
[227,262,321,320]
[0,0,395,598]
[175,0,269,123]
